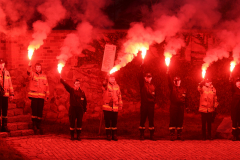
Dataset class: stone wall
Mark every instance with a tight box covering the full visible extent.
[0,30,237,124]
[0,30,143,124]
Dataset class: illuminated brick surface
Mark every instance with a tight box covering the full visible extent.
[5,135,240,159]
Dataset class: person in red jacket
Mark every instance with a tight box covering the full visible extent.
[60,78,87,140]
[0,59,14,132]
[198,78,218,140]
[229,77,240,141]
[27,62,49,134]
[102,74,123,141]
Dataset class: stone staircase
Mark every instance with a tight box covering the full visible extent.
[0,103,34,138]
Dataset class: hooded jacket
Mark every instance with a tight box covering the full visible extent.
[0,68,14,97]
[139,66,156,104]
[27,66,49,99]
[102,78,123,112]
[230,78,240,108]
[168,74,187,106]
[60,79,87,112]
[198,84,218,113]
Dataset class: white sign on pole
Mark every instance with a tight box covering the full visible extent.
[101,44,116,72]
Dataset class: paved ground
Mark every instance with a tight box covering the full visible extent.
[5,135,240,159]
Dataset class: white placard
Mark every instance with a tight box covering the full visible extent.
[101,44,116,72]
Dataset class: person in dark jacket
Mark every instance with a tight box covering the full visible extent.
[230,77,240,141]
[139,65,156,140]
[60,78,87,141]
[167,71,187,141]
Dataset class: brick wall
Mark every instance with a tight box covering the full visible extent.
[0,30,141,124]
[0,30,236,124]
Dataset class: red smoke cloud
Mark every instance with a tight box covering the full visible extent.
[114,0,221,71]
[57,0,113,67]
[28,0,66,51]
[0,0,35,36]
[57,21,93,65]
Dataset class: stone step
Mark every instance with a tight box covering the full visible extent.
[0,132,8,138]
[8,115,32,123]
[7,108,23,117]
[7,122,32,131]
[9,129,34,137]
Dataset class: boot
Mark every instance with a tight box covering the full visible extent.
[177,129,184,141]
[37,119,43,135]
[207,128,213,140]
[32,119,37,134]
[202,130,206,141]
[207,134,213,140]
[77,130,81,141]
[112,130,118,141]
[170,129,175,141]
[1,118,9,132]
[150,130,156,141]
[70,130,75,140]
[140,129,144,140]
[106,129,111,141]
[232,129,237,141]
[237,128,240,141]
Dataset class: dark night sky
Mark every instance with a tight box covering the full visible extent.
[22,0,238,30]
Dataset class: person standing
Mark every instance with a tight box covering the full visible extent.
[198,78,218,140]
[27,62,49,134]
[167,72,187,141]
[60,78,87,141]
[139,65,156,140]
[229,77,240,141]
[0,59,14,132]
[102,74,123,141]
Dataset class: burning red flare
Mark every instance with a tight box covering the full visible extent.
[230,61,236,72]
[202,67,206,79]
[58,63,64,74]
[164,52,172,67]
[141,48,147,59]
[28,47,34,60]
[109,66,119,75]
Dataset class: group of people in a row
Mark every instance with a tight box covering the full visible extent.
[0,58,240,142]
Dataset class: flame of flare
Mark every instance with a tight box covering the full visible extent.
[230,61,236,72]
[141,48,147,59]
[164,52,172,67]
[58,63,64,74]
[202,68,206,79]
[110,66,120,75]
[28,48,34,60]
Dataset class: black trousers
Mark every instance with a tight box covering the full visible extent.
[140,102,154,130]
[0,96,8,119]
[69,106,84,130]
[169,104,184,130]
[30,98,44,121]
[231,104,240,130]
[104,110,118,130]
[201,112,212,137]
